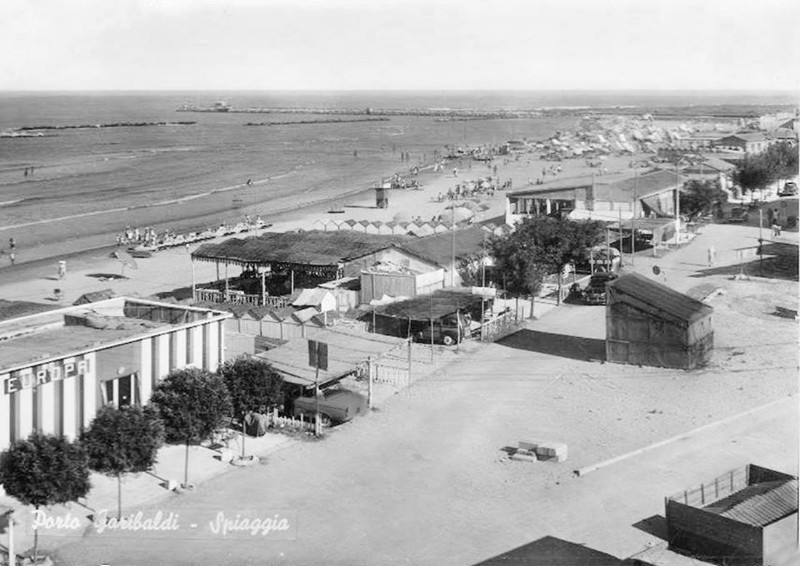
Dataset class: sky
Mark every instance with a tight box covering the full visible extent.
[2,0,799,92]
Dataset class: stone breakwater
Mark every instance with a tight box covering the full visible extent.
[244,117,390,126]
[178,105,544,119]
[15,121,197,131]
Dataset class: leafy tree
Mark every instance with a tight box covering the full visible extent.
[680,179,727,217]
[0,433,90,560]
[149,368,232,487]
[762,141,799,183]
[82,405,164,519]
[491,217,605,311]
[217,357,285,419]
[733,154,775,194]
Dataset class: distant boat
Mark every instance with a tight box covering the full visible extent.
[213,101,230,112]
[328,205,345,214]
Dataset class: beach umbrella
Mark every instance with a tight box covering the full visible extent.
[451,207,474,223]
[110,250,138,276]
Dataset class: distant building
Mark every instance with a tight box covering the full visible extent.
[505,170,683,225]
[713,133,772,155]
[666,464,798,566]
[606,273,713,369]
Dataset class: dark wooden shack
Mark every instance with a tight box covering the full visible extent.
[665,464,798,566]
[605,273,713,369]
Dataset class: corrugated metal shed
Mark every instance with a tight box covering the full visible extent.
[609,273,713,325]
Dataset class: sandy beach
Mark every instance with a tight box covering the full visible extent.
[0,147,635,305]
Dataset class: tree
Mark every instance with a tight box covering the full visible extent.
[81,405,164,519]
[217,357,285,419]
[733,154,775,195]
[0,433,90,560]
[680,179,727,217]
[762,141,799,183]
[149,368,232,487]
[491,216,605,315]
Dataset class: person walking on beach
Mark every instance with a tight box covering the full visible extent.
[707,246,715,267]
[9,238,15,252]
[58,260,67,280]
[9,252,15,266]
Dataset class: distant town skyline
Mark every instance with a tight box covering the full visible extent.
[3,0,799,93]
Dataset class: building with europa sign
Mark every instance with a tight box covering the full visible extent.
[0,297,231,452]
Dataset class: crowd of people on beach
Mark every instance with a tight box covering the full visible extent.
[434,176,502,202]
[115,215,268,250]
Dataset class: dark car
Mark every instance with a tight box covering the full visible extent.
[583,272,619,305]
[779,181,798,197]
[727,207,750,223]
[293,388,368,426]
[415,312,471,346]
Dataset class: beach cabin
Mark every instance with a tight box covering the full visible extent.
[605,273,713,370]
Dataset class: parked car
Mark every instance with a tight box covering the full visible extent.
[779,181,798,197]
[727,207,750,223]
[583,272,619,305]
[415,312,471,346]
[293,388,368,426]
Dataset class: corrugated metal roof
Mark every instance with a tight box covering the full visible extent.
[399,225,489,268]
[371,289,485,320]
[705,479,798,526]
[608,273,713,324]
[604,169,683,199]
[256,325,405,387]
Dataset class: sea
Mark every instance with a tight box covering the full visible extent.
[0,90,796,264]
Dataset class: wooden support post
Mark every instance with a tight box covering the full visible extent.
[367,357,373,409]
[191,259,196,301]
[261,270,266,306]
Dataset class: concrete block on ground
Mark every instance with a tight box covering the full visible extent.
[518,440,543,452]
[510,453,538,463]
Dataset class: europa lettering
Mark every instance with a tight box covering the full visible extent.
[4,358,90,395]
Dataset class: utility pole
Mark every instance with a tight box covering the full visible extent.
[631,168,638,266]
[759,208,764,274]
[481,233,487,340]
[451,201,456,287]
[675,160,682,244]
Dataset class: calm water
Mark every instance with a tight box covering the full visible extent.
[0,90,794,258]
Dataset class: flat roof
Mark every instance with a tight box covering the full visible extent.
[508,170,683,203]
[371,289,486,320]
[256,325,406,388]
[0,297,231,372]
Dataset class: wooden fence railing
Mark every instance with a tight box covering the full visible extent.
[268,410,317,432]
[194,288,289,307]
[478,310,519,340]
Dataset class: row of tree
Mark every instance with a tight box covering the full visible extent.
[0,358,284,560]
